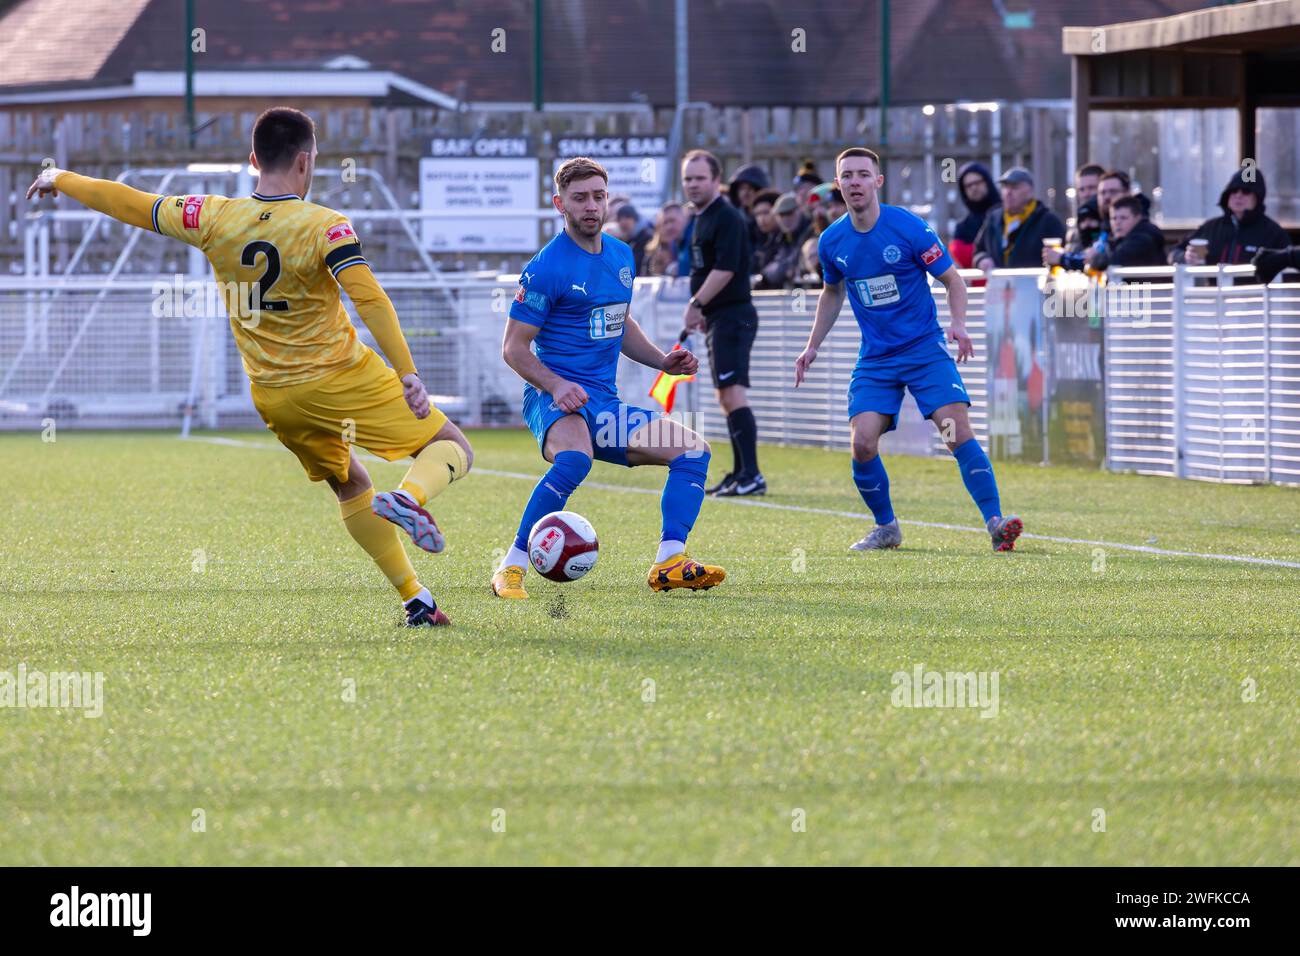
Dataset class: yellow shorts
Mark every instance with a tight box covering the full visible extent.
[249,347,448,483]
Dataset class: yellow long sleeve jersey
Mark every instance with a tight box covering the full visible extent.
[51,171,417,387]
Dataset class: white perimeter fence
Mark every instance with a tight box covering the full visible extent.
[1,266,1298,486]
[1103,266,1300,485]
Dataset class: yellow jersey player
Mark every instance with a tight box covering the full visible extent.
[27,107,472,627]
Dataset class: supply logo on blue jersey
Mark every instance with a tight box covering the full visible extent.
[853,275,901,307]
[589,302,627,339]
[882,244,902,264]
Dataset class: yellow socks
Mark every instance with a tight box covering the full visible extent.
[337,441,468,601]
[339,488,421,601]
[398,439,469,506]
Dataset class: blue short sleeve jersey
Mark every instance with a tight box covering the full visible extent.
[508,229,637,394]
[818,204,954,359]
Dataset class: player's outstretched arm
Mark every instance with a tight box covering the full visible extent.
[620,315,698,377]
[795,281,846,386]
[336,264,417,379]
[335,264,428,418]
[935,266,974,363]
[26,168,159,232]
[501,318,588,412]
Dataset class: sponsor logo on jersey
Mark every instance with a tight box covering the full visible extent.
[325,222,357,244]
[515,287,549,312]
[921,242,944,266]
[588,301,627,339]
[852,274,901,307]
[182,195,205,230]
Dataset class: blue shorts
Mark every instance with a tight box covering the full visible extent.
[848,335,970,432]
[522,384,660,467]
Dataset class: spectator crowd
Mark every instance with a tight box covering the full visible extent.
[619,153,1296,288]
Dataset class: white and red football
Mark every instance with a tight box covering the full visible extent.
[528,511,599,582]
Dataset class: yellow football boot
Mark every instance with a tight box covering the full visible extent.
[491,565,529,599]
[647,553,726,592]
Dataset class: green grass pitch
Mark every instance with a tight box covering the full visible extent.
[2,428,1297,865]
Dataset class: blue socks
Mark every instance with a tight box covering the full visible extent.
[512,450,592,550]
[852,442,1001,527]
[953,438,1001,522]
[852,456,895,525]
[661,451,710,543]
[511,450,710,560]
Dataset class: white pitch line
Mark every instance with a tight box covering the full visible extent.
[183,434,1300,571]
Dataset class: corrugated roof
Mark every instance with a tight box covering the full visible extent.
[0,0,1213,104]
[0,0,152,87]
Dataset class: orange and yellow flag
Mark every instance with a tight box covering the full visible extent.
[649,335,694,413]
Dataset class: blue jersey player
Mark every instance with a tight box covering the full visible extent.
[794,147,1023,552]
[491,157,727,598]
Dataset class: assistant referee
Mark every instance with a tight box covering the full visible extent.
[680,149,765,497]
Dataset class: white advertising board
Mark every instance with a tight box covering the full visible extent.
[420,138,539,252]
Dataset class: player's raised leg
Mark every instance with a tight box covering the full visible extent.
[492,414,594,599]
[330,451,450,626]
[929,401,1022,551]
[627,417,726,591]
[373,418,473,554]
[848,410,904,551]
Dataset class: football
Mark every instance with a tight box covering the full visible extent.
[527,511,599,582]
